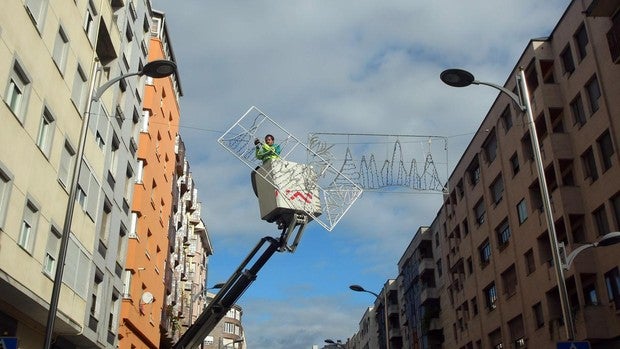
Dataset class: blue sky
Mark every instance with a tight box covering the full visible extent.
[155,1,570,348]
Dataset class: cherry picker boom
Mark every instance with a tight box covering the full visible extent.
[172,159,321,349]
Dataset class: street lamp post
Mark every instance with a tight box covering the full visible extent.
[440,68,575,340]
[349,284,390,349]
[560,232,620,270]
[43,59,176,349]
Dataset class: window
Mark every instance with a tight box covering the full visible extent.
[19,200,39,252]
[612,194,620,230]
[5,61,31,121]
[468,157,481,186]
[517,199,528,224]
[117,225,128,266]
[524,249,536,275]
[25,0,48,27]
[110,135,120,177]
[479,239,491,266]
[508,315,525,348]
[91,271,103,319]
[136,159,145,183]
[583,283,599,305]
[224,322,235,334]
[58,141,75,188]
[0,166,13,229]
[581,147,599,181]
[62,237,90,298]
[84,1,98,43]
[605,268,620,310]
[574,24,589,60]
[471,297,478,316]
[483,131,497,163]
[490,176,504,204]
[140,110,150,132]
[501,265,517,296]
[99,199,112,243]
[484,283,498,310]
[532,302,544,328]
[592,205,610,236]
[500,106,512,133]
[129,212,138,237]
[52,26,69,73]
[109,291,120,334]
[122,270,132,298]
[597,130,615,171]
[561,45,575,74]
[496,220,511,247]
[71,65,88,112]
[36,107,55,156]
[474,199,485,226]
[570,94,586,126]
[510,153,520,175]
[585,76,601,113]
[43,226,61,276]
[77,161,99,217]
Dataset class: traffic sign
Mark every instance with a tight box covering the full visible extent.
[557,341,591,349]
[0,337,18,349]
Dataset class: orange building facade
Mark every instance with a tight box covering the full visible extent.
[118,11,182,349]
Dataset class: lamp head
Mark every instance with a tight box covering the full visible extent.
[210,282,225,289]
[349,284,364,292]
[325,339,336,344]
[141,59,176,78]
[598,231,620,247]
[440,68,476,87]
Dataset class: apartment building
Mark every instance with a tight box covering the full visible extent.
[1,0,153,348]
[397,226,444,349]
[349,307,380,349]
[118,9,183,349]
[202,292,245,349]
[436,1,620,348]
[159,135,214,348]
[348,1,620,348]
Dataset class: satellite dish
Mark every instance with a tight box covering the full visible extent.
[141,292,154,304]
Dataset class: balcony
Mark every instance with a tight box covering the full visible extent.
[550,185,584,217]
[388,327,402,339]
[420,287,439,304]
[530,82,563,115]
[418,258,435,275]
[540,132,573,163]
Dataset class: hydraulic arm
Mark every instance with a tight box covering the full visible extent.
[172,229,295,349]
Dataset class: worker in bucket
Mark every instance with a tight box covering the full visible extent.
[252,134,281,196]
[254,134,281,163]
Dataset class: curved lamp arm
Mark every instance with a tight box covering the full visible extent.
[92,71,141,102]
[473,80,526,112]
[562,232,620,270]
[563,243,596,270]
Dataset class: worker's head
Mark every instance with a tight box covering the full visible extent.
[265,134,274,145]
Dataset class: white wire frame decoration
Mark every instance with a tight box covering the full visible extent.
[217,106,363,232]
[307,133,449,194]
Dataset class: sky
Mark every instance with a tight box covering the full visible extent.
[154,1,571,348]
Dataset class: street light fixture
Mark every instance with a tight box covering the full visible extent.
[560,232,620,270]
[440,67,575,340]
[325,338,345,348]
[349,284,390,349]
[43,59,177,349]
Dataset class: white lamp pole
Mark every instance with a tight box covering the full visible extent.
[440,67,575,340]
